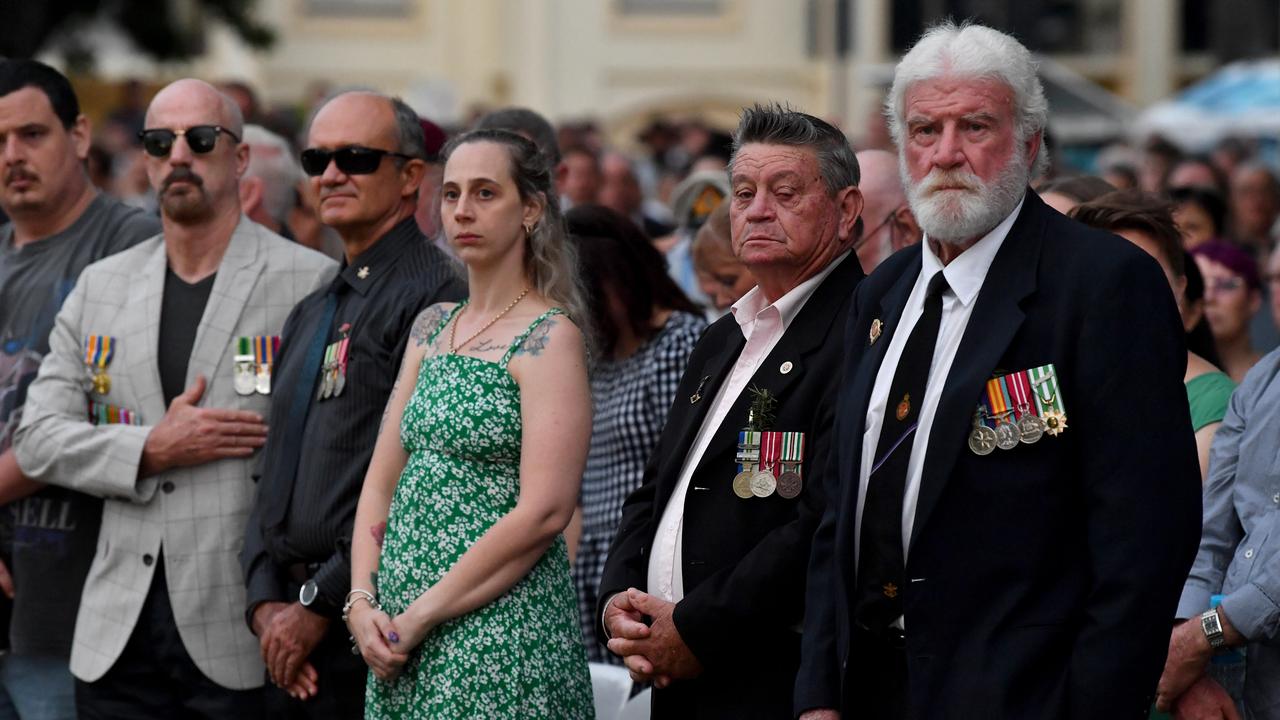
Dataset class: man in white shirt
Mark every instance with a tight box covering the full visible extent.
[597,103,864,719]
[796,22,1201,720]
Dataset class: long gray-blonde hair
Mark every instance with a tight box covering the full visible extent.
[440,129,588,332]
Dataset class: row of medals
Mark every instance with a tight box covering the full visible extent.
[317,357,346,400]
[968,405,1049,455]
[234,358,272,395]
[732,459,803,500]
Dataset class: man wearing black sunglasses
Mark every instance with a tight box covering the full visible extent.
[241,90,464,719]
[15,78,337,719]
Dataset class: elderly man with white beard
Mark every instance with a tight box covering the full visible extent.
[795,22,1202,720]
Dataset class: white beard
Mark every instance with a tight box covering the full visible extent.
[901,146,1029,244]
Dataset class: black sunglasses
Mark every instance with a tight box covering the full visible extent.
[300,145,415,177]
[138,125,240,157]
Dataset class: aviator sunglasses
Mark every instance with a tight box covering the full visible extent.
[138,125,241,157]
[300,146,415,177]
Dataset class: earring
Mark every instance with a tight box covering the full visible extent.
[524,222,534,237]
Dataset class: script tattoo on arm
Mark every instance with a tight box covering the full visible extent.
[512,318,556,358]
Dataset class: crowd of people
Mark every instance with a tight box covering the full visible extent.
[1,17,1279,720]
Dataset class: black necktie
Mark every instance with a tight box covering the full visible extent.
[261,285,340,532]
[855,271,949,631]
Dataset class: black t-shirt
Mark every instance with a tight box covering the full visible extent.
[0,194,159,656]
[158,269,216,406]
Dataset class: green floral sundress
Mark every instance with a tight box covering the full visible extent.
[366,304,593,719]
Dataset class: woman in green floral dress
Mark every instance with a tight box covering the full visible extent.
[346,129,594,718]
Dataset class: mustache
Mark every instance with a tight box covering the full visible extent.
[916,168,982,194]
[4,167,37,185]
[161,167,203,192]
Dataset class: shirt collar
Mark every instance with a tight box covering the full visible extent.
[920,195,1024,307]
[338,216,423,296]
[730,251,852,338]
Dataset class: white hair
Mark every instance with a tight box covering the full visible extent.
[886,21,1049,178]
[242,124,301,225]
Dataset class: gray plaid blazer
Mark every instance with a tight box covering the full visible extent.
[14,217,336,689]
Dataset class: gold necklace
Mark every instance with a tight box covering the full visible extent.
[450,287,531,354]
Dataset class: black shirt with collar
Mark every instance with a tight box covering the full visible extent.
[242,217,466,621]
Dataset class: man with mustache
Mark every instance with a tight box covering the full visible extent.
[796,22,1202,719]
[598,104,863,718]
[14,78,335,718]
[0,59,159,720]
[240,90,463,719]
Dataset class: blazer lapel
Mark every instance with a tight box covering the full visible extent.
[185,218,266,397]
[134,240,170,422]
[908,193,1047,552]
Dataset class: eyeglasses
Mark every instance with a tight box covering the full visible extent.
[299,146,414,177]
[1206,277,1246,295]
[853,205,909,252]
[138,125,240,157]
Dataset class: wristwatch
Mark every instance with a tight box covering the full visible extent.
[1200,608,1226,650]
[299,579,319,608]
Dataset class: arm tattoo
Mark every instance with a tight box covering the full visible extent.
[410,305,449,349]
[512,318,556,358]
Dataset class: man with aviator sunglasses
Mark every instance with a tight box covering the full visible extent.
[241,90,463,719]
[16,78,336,719]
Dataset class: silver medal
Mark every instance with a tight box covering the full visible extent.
[1017,413,1046,444]
[233,356,256,396]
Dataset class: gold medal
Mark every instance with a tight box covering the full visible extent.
[91,370,111,395]
[732,471,755,499]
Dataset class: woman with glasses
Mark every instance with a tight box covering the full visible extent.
[346,129,592,718]
[1193,240,1263,383]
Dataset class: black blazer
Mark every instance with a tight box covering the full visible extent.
[598,254,863,720]
[796,192,1203,720]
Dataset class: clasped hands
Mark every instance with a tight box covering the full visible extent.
[1154,618,1241,719]
[604,588,703,688]
[345,600,434,682]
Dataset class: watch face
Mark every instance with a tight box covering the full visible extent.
[299,580,318,607]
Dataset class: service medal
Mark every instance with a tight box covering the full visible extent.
[1043,409,1068,436]
[777,471,803,499]
[255,364,272,395]
[1017,413,1046,444]
[994,418,1021,450]
[968,407,997,456]
[333,335,351,397]
[233,354,256,396]
[750,470,777,498]
[82,335,116,396]
[252,336,278,395]
[733,430,762,499]
[732,471,755,499]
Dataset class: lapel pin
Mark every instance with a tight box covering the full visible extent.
[690,375,710,404]
[779,361,793,375]
[357,266,370,279]
[870,318,883,345]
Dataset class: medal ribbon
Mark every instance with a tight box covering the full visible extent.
[1029,364,1065,415]
[759,431,783,474]
[82,335,114,370]
[89,401,139,426]
[984,377,1009,426]
[254,336,277,368]
[781,432,805,473]
[1005,371,1031,418]
[337,336,350,373]
[237,336,251,356]
[736,430,761,473]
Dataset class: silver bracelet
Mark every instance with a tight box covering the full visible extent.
[341,590,380,623]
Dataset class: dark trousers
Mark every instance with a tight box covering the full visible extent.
[844,625,908,720]
[75,558,263,720]
[263,621,368,720]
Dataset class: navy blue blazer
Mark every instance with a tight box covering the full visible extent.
[796,191,1203,719]
[599,254,863,720]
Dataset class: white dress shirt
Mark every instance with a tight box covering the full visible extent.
[854,200,1023,586]
[646,252,852,602]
